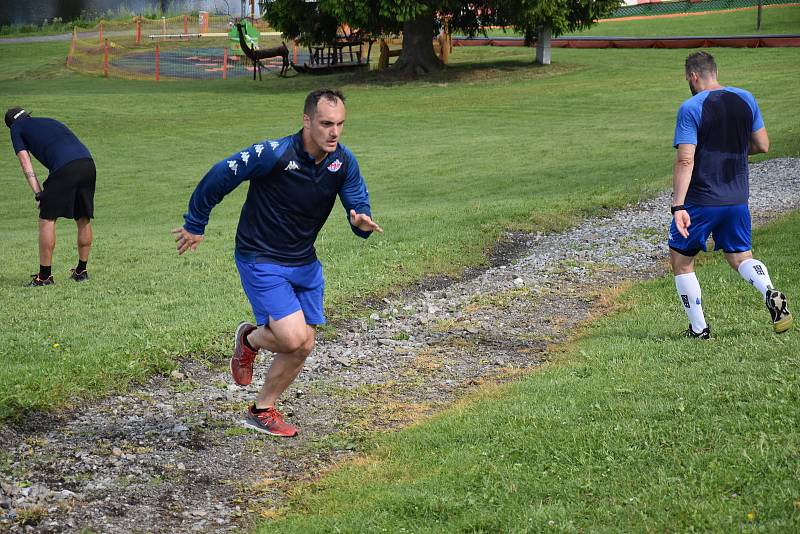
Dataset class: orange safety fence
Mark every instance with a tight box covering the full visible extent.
[66,16,294,81]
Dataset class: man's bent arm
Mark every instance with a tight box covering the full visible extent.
[672,143,696,206]
[749,127,769,155]
[16,151,41,194]
[183,142,278,235]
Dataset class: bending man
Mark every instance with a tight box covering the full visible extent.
[6,108,95,286]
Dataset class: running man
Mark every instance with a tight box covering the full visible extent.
[6,108,96,286]
[173,89,382,437]
[669,52,792,338]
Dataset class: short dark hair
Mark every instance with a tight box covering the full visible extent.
[685,51,717,78]
[304,89,345,118]
[5,107,30,128]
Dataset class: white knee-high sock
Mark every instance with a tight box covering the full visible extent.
[738,258,774,298]
[675,272,707,333]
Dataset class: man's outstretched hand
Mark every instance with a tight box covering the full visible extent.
[350,210,383,233]
[172,227,204,255]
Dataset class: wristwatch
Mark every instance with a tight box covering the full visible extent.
[670,204,686,214]
[34,191,42,201]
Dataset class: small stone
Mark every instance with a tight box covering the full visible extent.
[170,370,187,381]
[111,447,124,456]
[55,490,77,501]
[177,463,186,470]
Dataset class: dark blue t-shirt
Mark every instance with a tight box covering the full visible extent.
[183,131,373,266]
[10,116,92,173]
[673,87,764,206]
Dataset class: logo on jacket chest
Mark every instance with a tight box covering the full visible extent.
[327,159,342,172]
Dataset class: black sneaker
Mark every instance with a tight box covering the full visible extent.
[70,268,89,282]
[765,289,793,333]
[26,274,54,287]
[685,324,710,339]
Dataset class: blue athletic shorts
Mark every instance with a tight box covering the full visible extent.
[234,257,326,326]
[668,203,751,256]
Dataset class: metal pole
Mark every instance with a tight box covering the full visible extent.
[757,0,763,30]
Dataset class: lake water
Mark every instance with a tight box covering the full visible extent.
[0,1,257,26]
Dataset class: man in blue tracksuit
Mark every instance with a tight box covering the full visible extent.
[6,108,96,286]
[669,52,792,338]
[174,89,382,436]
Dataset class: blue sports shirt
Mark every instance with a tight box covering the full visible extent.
[10,117,92,173]
[673,87,764,206]
[183,131,373,266]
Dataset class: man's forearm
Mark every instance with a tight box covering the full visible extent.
[17,151,41,194]
[672,144,696,207]
[672,159,693,206]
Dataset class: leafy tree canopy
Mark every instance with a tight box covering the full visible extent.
[260,0,621,73]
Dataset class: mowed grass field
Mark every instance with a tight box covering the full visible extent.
[0,20,798,424]
[480,4,800,37]
[262,213,800,532]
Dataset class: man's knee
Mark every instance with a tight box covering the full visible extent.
[278,328,315,356]
[670,250,695,275]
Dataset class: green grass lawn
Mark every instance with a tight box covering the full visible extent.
[260,211,800,533]
[479,5,800,37]
[0,37,798,420]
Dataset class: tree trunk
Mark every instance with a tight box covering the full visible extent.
[535,24,552,65]
[392,11,443,76]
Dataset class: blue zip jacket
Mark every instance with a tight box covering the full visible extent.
[183,131,373,266]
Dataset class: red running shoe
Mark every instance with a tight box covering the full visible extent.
[231,322,257,386]
[244,405,298,437]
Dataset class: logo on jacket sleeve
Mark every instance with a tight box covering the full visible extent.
[284,160,300,171]
[327,159,342,172]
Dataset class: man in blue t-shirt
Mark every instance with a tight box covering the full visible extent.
[173,89,382,437]
[668,52,792,337]
[6,108,96,286]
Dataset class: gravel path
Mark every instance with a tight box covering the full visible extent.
[1,158,798,533]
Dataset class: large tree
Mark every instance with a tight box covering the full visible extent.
[261,0,621,75]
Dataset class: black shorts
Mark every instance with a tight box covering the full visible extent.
[39,158,96,220]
